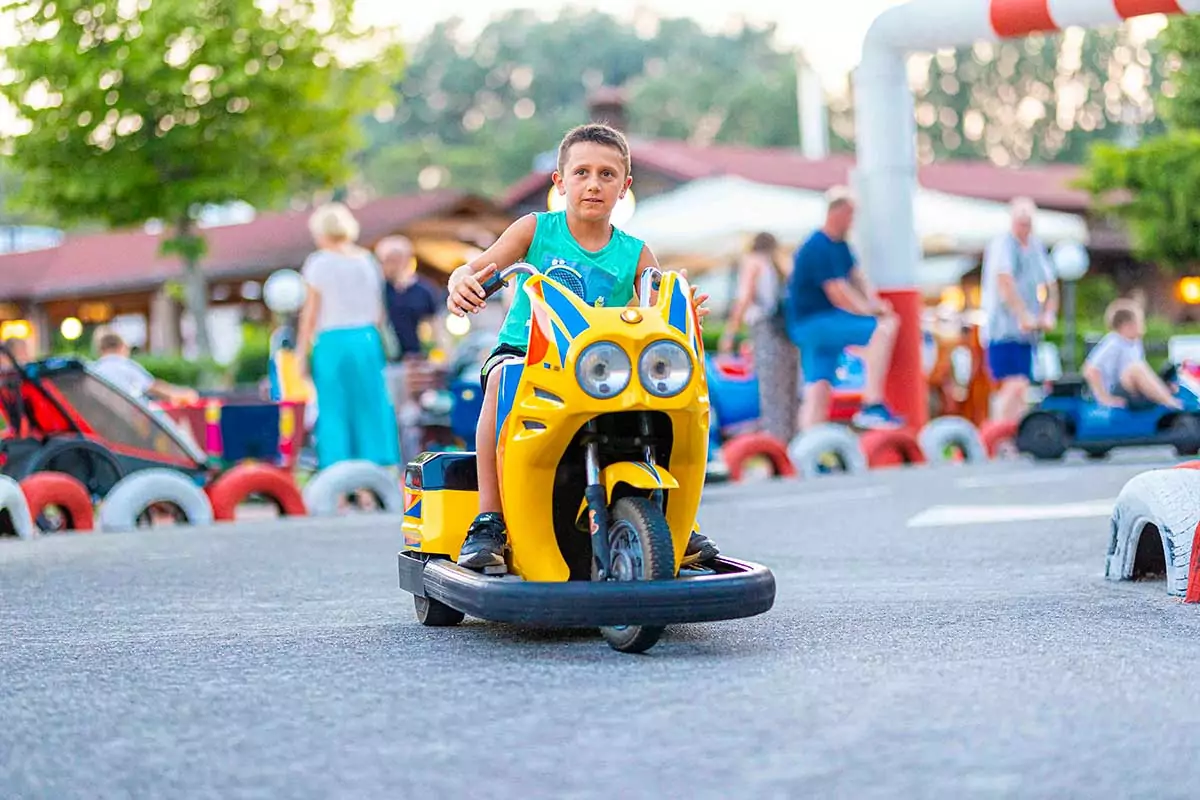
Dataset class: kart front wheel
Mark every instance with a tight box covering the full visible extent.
[414,595,465,627]
[1017,413,1068,461]
[597,497,675,654]
[1170,414,1200,457]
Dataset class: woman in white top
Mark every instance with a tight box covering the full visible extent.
[295,202,399,469]
[718,232,800,445]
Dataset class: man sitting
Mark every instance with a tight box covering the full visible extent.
[787,187,902,431]
[1083,300,1181,410]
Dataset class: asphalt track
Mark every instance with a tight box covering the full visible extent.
[3,449,1199,799]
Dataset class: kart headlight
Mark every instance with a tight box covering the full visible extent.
[638,340,693,398]
[575,341,631,399]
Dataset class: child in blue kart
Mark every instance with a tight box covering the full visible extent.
[444,123,718,571]
[1083,299,1182,411]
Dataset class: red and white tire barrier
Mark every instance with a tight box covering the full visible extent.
[1106,468,1200,597]
[917,416,987,464]
[979,419,1020,459]
[0,475,36,539]
[19,472,95,532]
[860,429,927,469]
[206,463,307,522]
[787,424,868,478]
[721,432,797,482]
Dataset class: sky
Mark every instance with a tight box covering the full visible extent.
[353,0,910,91]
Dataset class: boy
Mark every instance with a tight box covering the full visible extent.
[1082,300,1181,410]
[445,123,717,571]
[92,330,200,405]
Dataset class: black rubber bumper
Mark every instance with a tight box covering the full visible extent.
[397,552,776,627]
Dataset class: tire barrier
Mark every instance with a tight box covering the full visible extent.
[19,472,95,532]
[787,424,868,479]
[205,463,307,522]
[860,428,926,469]
[1105,468,1200,597]
[1187,524,1200,604]
[1175,461,1200,471]
[979,419,1019,458]
[302,460,405,516]
[917,416,987,465]
[0,474,36,540]
[721,432,797,482]
[97,469,215,533]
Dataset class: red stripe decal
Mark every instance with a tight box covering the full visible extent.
[990,0,1056,37]
[1114,0,1184,18]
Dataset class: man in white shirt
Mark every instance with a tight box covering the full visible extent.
[980,197,1059,423]
[91,330,199,405]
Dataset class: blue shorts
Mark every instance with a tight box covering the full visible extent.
[788,310,877,384]
[987,340,1034,381]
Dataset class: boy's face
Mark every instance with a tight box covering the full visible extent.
[552,142,631,223]
[1117,319,1143,340]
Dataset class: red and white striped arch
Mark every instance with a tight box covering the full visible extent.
[990,0,1199,38]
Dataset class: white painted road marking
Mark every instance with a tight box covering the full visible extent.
[733,485,893,512]
[906,498,1116,528]
[955,469,1079,489]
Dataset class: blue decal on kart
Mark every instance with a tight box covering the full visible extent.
[668,281,687,334]
[495,361,523,445]
[550,319,571,368]
[543,281,590,340]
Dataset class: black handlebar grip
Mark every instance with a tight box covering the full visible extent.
[480,272,506,299]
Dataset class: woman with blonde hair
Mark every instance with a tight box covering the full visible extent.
[295,202,400,469]
[718,231,800,444]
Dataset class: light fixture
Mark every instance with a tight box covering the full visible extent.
[60,317,83,340]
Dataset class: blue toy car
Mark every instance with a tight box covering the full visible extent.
[1016,367,1200,460]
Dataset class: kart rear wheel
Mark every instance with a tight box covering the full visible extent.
[1016,413,1068,461]
[596,496,676,654]
[414,594,465,627]
[1170,414,1200,457]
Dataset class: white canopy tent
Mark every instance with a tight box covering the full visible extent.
[621,175,1090,269]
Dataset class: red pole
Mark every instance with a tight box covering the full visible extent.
[879,288,927,431]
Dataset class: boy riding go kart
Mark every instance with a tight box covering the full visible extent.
[396,123,775,653]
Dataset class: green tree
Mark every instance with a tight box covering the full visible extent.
[1080,16,1200,273]
[0,0,401,356]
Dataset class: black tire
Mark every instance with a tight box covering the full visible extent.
[1084,448,1110,461]
[18,438,124,499]
[595,497,676,654]
[1017,413,1068,461]
[1170,414,1200,457]
[414,594,465,627]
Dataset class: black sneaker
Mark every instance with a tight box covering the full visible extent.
[457,512,507,570]
[682,527,719,566]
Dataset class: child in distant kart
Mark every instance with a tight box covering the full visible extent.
[445,123,717,571]
[1082,299,1181,410]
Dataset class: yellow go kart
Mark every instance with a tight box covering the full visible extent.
[397,263,775,653]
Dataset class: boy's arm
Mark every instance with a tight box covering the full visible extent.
[149,379,200,404]
[447,214,537,317]
[1082,338,1124,407]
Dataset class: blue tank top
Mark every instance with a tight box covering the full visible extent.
[497,211,645,347]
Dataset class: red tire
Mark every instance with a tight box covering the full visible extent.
[205,463,307,522]
[19,472,95,532]
[979,419,1019,458]
[860,429,926,469]
[1186,521,1200,604]
[721,432,797,482]
[1175,461,1200,471]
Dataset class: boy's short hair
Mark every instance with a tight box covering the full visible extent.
[556,123,631,178]
[1106,298,1142,330]
[96,330,126,353]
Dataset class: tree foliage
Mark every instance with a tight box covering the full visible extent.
[1080,16,1200,272]
[0,0,401,353]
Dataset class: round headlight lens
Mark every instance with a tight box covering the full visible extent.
[639,340,693,397]
[575,341,632,399]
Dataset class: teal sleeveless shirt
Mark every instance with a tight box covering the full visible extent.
[497,211,645,347]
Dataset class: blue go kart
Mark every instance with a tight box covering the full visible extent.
[1016,366,1200,460]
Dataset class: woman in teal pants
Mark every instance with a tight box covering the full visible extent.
[296,202,400,470]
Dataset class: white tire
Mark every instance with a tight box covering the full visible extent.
[98,469,215,533]
[1106,469,1200,596]
[787,424,867,479]
[0,474,36,540]
[302,460,404,517]
[918,416,987,464]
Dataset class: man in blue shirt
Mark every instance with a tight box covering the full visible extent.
[377,236,440,360]
[787,187,902,431]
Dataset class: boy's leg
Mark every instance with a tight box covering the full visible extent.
[458,352,521,569]
[1120,362,1183,409]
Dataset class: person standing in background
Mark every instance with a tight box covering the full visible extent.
[719,232,800,445]
[296,202,399,470]
[980,197,1059,424]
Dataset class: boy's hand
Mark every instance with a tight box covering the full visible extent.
[1039,312,1057,331]
[448,263,498,317]
[678,269,711,327]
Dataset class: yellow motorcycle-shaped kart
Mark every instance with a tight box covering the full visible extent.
[397,263,775,653]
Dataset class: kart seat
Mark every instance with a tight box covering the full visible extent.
[1048,377,1086,398]
[404,451,478,492]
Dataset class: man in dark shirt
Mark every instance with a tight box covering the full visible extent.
[376,236,439,360]
[787,187,902,431]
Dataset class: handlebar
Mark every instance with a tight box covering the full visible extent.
[638,267,662,309]
[479,262,538,299]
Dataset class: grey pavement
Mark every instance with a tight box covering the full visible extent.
[3,449,1200,799]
